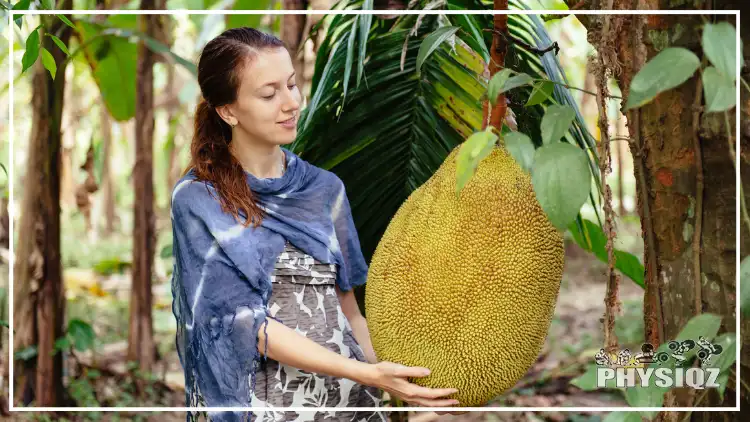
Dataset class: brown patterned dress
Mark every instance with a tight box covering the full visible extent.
[189,240,388,422]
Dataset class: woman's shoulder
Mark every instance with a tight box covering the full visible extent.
[170,170,220,214]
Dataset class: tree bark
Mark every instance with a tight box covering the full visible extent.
[127,0,159,373]
[483,1,509,130]
[576,0,748,415]
[13,5,74,406]
[282,0,309,97]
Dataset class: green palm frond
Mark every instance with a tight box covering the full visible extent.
[294,0,604,265]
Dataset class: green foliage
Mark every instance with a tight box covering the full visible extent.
[455,127,498,195]
[40,47,56,79]
[502,131,535,173]
[531,142,591,231]
[702,66,736,112]
[540,104,576,145]
[68,318,96,352]
[21,25,41,73]
[625,47,700,110]
[626,21,741,113]
[602,412,644,422]
[623,313,724,418]
[416,26,460,76]
[525,80,555,106]
[567,218,645,288]
[702,22,738,80]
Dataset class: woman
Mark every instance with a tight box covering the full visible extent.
[170,27,461,422]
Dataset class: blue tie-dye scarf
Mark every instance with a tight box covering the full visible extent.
[170,147,368,420]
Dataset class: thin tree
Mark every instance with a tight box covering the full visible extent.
[13,1,74,406]
[127,0,162,374]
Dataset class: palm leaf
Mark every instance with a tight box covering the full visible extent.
[295,1,630,283]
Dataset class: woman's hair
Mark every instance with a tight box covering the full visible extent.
[184,27,285,228]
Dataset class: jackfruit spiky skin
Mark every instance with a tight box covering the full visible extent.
[365,144,565,407]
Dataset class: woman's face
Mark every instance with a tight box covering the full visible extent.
[224,47,301,146]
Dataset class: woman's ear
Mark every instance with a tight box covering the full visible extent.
[215,105,236,126]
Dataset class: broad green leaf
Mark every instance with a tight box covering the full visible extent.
[702,22,738,80]
[47,33,70,56]
[11,0,31,30]
[54,336,71,352]
[674,313,722,343]
[503,131,535,172]
[570,364,619,391]
[21,26,41,73]
[717,372,729,397]
[624,313,722,415]
[602,412,643,422]
[456,129,498,195]
[499,73,533,94]
[702,66,736,112]
[77,20,137,121]
[526,80,554,106]
[541,104,576,145]
[568,218,645,288]
[531,142,591,231]
[741,255,750,317]
[624,383,663,418]
[40,47,56,79]
[488,68,513,106]
[707,332,736,372]
[416,26,460,75]
[39,0,53,9]
[68,319,95,352]
[15,346,38,360]
[626,47,700,110]
[56,14,76,30]
[11,0,31,9]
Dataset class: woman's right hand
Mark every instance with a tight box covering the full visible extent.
[366,361,460,408]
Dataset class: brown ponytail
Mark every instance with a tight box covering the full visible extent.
[182,27,286,228]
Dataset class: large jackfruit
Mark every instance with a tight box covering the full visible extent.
[365,143,565,407]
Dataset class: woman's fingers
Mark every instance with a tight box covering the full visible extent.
[392,365,432,378]
[410,385,459,399]
[409,398,461,407]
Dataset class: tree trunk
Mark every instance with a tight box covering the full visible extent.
[13,7,74,406]
[127,0,159,373]
[578,1,748,416]
[282,0,308,97]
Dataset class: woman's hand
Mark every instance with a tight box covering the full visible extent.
[365,361,460,408]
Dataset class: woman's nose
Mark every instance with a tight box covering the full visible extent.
[282,86,301,112]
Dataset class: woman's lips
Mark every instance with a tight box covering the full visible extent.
[278,116,296,129]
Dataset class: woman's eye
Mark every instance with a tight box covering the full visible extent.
[262,93,275,99]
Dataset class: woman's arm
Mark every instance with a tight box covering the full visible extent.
[255,316,461,408]
[256,316,373,384]
[336,286,378,364]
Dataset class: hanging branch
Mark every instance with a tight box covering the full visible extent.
[691,76,704,317]
[591,17,621,354]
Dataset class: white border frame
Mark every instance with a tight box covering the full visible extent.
[6,8,742,414]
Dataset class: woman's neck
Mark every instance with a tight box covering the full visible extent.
[230,140,285,179]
